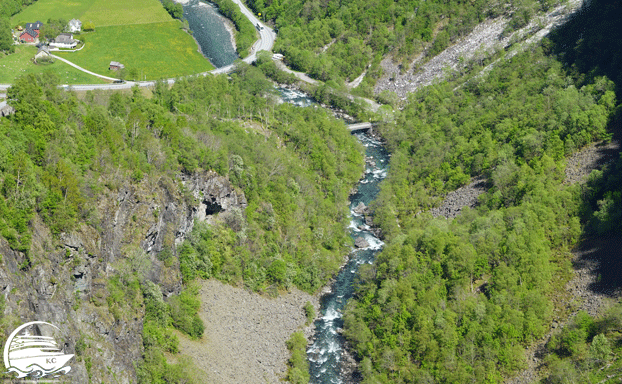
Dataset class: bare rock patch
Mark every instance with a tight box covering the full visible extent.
[178,279,317,384]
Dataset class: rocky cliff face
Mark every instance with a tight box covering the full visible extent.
[0,171,246,383]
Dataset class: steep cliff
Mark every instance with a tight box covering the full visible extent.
[0,171,246,383]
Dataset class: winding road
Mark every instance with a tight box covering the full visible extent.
[0,0,276,92]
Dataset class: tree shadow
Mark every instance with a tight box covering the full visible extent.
[574,235,622,296]
[548,0,622,296]
[548,0,622,96]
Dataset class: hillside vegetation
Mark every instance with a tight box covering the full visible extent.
[339,0,622,381]
[0,56,363,380]
[246,0,560,89]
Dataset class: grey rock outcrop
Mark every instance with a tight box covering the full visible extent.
[352,202,368,216]
[0,171,246,383]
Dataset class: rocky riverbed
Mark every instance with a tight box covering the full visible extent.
[178,279,319,384]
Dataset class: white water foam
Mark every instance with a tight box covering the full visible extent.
[328,340,341,354]
[348,219,361,231]
[323,308,340,321]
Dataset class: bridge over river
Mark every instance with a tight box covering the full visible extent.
[348,122,375,133]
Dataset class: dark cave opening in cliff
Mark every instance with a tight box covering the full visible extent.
[205,198,223,215]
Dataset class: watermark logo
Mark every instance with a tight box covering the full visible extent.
[3,321,73,379]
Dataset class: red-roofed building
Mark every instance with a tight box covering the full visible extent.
[20,28,38,43]
[19,21,42,43]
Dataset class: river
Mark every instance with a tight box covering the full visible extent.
[180,1,388,377]
[181,0,238,68]
[280,89,389,384]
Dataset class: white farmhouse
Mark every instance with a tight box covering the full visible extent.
[68,19,82,33]
[50,33,78,49]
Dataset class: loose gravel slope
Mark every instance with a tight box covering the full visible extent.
[178,279,318,384]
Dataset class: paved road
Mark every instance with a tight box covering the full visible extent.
[212,0,276,74]
[0,0,276,91]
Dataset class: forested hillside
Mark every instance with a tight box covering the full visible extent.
[246,0,556,88]
[341,0,622,381]
[0,62,363,382]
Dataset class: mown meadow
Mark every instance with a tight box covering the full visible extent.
[57,21,214,81]
[0,45,105,84]
[6,0,213,82]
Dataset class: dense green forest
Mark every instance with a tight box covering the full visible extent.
[0,61,363,381]
[245,0,557,90]
[1,63,362,289]
[341,0,622,379]
[2,0,621,382]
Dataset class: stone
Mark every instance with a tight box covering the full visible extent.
[354,237,369,248]
[352,202,367,215]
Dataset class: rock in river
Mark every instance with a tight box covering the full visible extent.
[354,237,369,248]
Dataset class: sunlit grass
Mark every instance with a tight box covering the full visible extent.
[10,0,170,27]
[57,22,214,80]
[6,0,213,83]
[0,46,105,84]
[79,0,172,27]
[11,0,98,26]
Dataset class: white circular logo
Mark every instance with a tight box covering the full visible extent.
[3,321,73,378]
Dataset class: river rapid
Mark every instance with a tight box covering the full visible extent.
[280,89,389,384]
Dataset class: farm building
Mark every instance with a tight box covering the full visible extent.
[109,61,125,70]
[24,21,43,33]
[34,46,51,62]
[50,33,78,49]
[68,19,82,33]
[19,28,38,43]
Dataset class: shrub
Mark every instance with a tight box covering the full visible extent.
[83,21,95,31]
[286,332,310,384]
[304,301,315,324]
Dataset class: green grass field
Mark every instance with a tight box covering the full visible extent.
[11,0,98,26]
[5,0,213,83]
[0,46,106,84]
[58,22,213,80]
[11,0,170,27]
[79,0,172,27]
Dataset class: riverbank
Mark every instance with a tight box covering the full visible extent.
[176,0,238,68]
[221,9,238,54]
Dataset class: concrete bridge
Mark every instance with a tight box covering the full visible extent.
[348,122,374,133]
